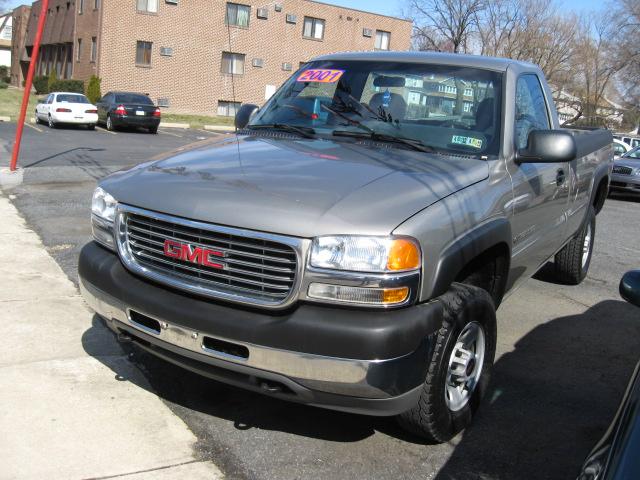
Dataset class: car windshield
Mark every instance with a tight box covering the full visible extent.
[115,94,153,105]
[56,94,90,103]
[250,60,503,157]
[623,147,640,159]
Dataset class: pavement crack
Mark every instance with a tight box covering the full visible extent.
[81,459,201,480]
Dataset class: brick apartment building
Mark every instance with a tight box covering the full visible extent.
[11,0,412,115]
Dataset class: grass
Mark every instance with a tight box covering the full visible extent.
[0,87,41,120]
[161,113,235,129]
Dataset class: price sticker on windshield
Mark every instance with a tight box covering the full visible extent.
[451,135,483,149]
[297,69,345,83]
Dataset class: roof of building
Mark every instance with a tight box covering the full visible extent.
[306,0,412,22]
[312,51,539,72]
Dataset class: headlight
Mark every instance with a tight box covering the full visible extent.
[91,187,117,250]
[310,235,421,273]
[91,187,117,222]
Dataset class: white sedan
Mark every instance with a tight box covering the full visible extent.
[35,92,99,130]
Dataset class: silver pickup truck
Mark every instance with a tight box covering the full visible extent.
[79,52,613,442]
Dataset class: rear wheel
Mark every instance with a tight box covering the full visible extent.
[106,115,114,131]
[87,124,96,131]
[554,206,596,285]
[397,283,497,442]
[149,126,158,134]
[48,115,56,129]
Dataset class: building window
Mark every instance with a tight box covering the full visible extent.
[94,0,100,9]
[78,0,83,14]
[137,0,158,13]
[221,52,245,75]
[90,37,97,62]
[76,38,82,61]
[464,88,473,96]
[218,101,241,117]
[374,30,390,50]
[226,3,250,27]
[136,41,152,66]
[303,17,324,40]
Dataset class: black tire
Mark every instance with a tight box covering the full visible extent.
[149,126,158,134]
[397,283,497,442]
[106,115,114,131]
[554,206,596,285]
[48,115,56,129]
[35,111,42,124]
[87,124,96,130]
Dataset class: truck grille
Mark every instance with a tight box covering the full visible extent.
[121,211,299,304]
[613,166,633,175]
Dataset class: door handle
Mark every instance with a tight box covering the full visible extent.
[556,169,566,186]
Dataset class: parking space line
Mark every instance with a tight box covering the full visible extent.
[24,122,44,133]
[159,128,183,138]
[95,126,117,135]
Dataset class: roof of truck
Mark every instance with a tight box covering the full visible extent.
[312,51,538,72]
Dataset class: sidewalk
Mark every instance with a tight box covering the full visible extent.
[0,194,223,479]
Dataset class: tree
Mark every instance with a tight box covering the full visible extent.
[85,75,102,104]
[409,0,485,54]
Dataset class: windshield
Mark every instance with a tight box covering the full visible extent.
[250,60,503,157]
[623,147,640,159]
[115,94,154,105]
[56,94,90,104]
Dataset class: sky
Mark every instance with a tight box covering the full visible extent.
[4,0,605,17]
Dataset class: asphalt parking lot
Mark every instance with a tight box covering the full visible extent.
[1,121,640,480]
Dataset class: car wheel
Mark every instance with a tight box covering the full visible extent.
[397,283,497,443]
[35,111,41,124]
[554,206,596,285]
[106,115,114,131]
[48,115,56,129]
[149,126,158,134]
[87,124,96,131]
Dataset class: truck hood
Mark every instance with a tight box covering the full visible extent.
[101,135,489,238]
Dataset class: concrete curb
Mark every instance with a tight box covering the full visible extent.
[203,125,235,132]
[159,122,190,129]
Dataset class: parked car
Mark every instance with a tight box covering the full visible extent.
[95,91,161,133]
[610,146,640,195]
[35,92,98,129]
[578,270,640,480]
[79,51,613,442]
[613,134,640,148]
[613,139,631,159]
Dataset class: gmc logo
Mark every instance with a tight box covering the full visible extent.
[163,239,225,269]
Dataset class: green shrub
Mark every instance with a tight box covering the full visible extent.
[33,76,49,94]
[0,81,8,89]
[0,65,9,83]
[49,79,85,93]
[85,75,102,104]
[47,69,58,92]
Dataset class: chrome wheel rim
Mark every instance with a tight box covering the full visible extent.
[48,116,53,128]
[107,116,112,130]
[582,223,592,268]
[445,321,486,412]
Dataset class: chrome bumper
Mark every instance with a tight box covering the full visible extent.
[80,277,427,401]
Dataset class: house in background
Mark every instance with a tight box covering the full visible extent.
[0,12,12,68]
[10,0,412,115]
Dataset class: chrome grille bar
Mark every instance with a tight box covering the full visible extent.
[115,205,306,308]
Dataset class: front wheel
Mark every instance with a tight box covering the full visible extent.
[397,283,497,442]
[554,206,596,285]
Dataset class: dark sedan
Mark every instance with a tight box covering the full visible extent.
[96,92,161,133]
[578,270,640,480]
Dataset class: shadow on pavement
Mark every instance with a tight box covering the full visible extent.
[435,299,640,480]
[82,299,640,477]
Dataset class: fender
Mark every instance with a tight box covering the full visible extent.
[430,217,512,299]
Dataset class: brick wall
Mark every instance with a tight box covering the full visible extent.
[98,0,412,115]
[74,0,102,81]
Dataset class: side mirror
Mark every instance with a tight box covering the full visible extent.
[235,104,259,130]
[620,270,640,307]
[516,130,577,164]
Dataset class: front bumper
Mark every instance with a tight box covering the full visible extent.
[610,174,640,193]
[79,242,443,416]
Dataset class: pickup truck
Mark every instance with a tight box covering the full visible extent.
[79,51,613,442]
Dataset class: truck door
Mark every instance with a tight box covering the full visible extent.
[507,74,571,278]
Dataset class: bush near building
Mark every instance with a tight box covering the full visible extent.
[47,70,57,93]
[85,76,101,104]
[0,66,9,84]
[33,76,49,94]
[50,80,84,93]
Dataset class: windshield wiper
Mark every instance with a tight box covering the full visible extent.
[247,123,316,139]
[332,130,435,153]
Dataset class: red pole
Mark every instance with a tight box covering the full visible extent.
[10,0,49,171]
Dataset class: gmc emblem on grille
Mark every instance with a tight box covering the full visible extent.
[163,239,225,269]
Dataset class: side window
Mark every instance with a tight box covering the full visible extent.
[47,94,54,104]
[514,74,550,150]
